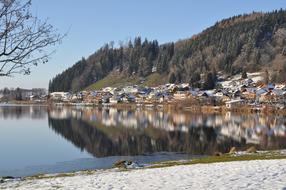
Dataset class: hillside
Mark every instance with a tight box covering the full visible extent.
[49,10,286,92]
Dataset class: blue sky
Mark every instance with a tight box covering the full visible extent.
[1,0,286,89]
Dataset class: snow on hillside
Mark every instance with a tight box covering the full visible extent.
[219,72,263,89]
[247,72,264,83]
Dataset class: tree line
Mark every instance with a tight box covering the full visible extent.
[0,88,46,101]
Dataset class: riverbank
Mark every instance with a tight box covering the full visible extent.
[1,151,286,190]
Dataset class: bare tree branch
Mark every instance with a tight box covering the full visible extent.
[0,0,65,76]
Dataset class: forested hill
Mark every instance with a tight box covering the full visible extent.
[49,10,286,92]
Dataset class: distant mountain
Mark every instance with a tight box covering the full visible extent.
[49,9,286,92]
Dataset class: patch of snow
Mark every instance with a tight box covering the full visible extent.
[1,159,286,190]
[218,72,263,89]
[251,75,264,83]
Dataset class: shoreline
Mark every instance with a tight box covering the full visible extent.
[3,101,286,116]
[1,150,286,184]
[0,102,286,115]
[52,102,286,115]
[1,152,286,189]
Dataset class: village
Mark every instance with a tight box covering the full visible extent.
[1,72,286,113]
[46,72,286,113]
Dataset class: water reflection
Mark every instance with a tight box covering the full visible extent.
[48,107,286,156]
[0,105,47,119]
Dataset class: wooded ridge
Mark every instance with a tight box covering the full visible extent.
[49,10,286,92]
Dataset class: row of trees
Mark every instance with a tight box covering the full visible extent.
[0,87,45,101]
[49,37,175,92]
[0,88,23,100]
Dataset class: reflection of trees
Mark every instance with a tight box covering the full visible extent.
[259,135,286,150]
[48,117,243,157]
[47,107,286,157]
[0,106,47,119]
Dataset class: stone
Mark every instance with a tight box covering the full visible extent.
[113,160,130,168]
[113,160,141,169]
[0,176,19,183]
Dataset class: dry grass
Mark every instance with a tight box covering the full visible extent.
[149,151,286,169]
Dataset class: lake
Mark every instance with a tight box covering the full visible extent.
[0,105,286,177]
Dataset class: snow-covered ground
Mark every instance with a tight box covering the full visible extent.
[1,159,286,190]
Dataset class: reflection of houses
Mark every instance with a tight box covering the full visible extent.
[0,106,47,119]
[0,92,4,101]
[48,114,242,157]
[273,125,286,137]
[219,123,244,142]
[172,113,187,125]
[46,106,286,154]
[49,108,72,119]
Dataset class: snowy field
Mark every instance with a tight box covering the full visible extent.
[1,159,286,190]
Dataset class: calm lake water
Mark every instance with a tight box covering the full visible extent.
[0,105,286,177]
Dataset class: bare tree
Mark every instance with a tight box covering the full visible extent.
[0,0,64,76]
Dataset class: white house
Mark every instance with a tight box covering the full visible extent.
[225,99,244,109]
[50,92,70,101]
[174,91,189,100]
[123,86,138,94]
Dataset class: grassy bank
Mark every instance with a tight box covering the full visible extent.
[17,150,286,181]
[149,151,286,169]
[86,73,140,90]
[85,73,167,90]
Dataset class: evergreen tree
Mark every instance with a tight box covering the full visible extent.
[15,88,22,101]
[169,72,176,83]
[241,70,247,79]
[189,72,201,88]
[264,70,269,84]
[203,72,216,90]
